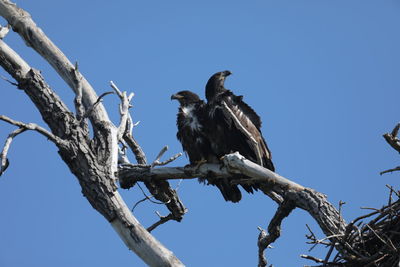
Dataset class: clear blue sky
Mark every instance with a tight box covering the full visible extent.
[0,1,399,266]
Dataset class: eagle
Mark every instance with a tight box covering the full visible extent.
[205,70,275,189]
[171,90,242,202]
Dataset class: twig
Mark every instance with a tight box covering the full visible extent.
[0,127,25,176]
[0,115,67,146]
[305,224,336,251]
[122,133,187,227]
[131,183,167,212]
[123,133,147,164]
[151,146,169,167]
[387,185,394,206]
[131,196,152,212]
[175,179,183,192]
[365,224,396,252]
[138,183,166,205]
[300,254,324,263]
[380,166,400,175]
[338,200,346,235]
[147,212,175,232]
[0,74,17,86]
[110,81,134,141]
[151,145,182,167]
[360,207,381,212]
[322,244,335,266]
[0,115,69,175]
[82,91,114,120]
[152,153,182,167]
[386,184,400,198]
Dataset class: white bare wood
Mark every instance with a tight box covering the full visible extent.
[0,0,110,124]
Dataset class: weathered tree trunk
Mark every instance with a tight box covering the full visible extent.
[0,1,185,266]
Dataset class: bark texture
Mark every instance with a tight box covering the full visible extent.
[0,1,185,266]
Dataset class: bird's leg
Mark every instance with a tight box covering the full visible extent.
[184,159,208,184]
[193,158,208,171]
[183,158,207,172]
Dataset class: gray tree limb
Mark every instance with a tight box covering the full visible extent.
[0,0,109,125]
[119,152,346,237]
[119,152,348,266]
[0,3,185,265]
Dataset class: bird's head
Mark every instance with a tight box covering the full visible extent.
[205,70,232,102]
[211,70,232,84]
[171,90,201,106]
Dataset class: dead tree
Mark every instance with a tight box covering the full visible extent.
[0,1,185,266]
[0,1,398,266]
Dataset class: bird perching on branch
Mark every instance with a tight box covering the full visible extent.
[171,90,242,202]
[205,70,275,172]
[171,71,275,202]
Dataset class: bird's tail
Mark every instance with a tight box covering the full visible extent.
[240,183,257,194]
[215,178,242,203]
[199,177,242,203]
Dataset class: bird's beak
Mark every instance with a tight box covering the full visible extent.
[223,70,232,77]
[171,93,183,100]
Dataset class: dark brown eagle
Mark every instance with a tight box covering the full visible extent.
[205,70,275,187]
[171,90,242,202]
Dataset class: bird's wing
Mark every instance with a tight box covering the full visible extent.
[219,98,274,170]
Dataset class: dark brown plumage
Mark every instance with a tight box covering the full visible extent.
[205,70,275,193]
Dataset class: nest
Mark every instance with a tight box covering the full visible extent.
[305,188,400,267]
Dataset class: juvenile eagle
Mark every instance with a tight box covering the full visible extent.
[205,71,275,191]
[171,90,242,202]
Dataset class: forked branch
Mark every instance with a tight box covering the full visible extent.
[258,200,296,267]
[0,115,68,146]
[0,115,68,176]
[110,81,134,141]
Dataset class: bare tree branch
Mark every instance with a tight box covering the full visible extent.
[124,133,148,164]
[258,200,296,267]
[0,0,110,125]
[151,146,182,167]
[380,166,400,175]
[119,152,347,240]
[82,91,114,120]
[147,212,176,233]
[0,2,185,265]
[0,127,24,176]
[122,134,187,225]
[0,115,68,146]
[0,39,30,80]
[110,80,134,141]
